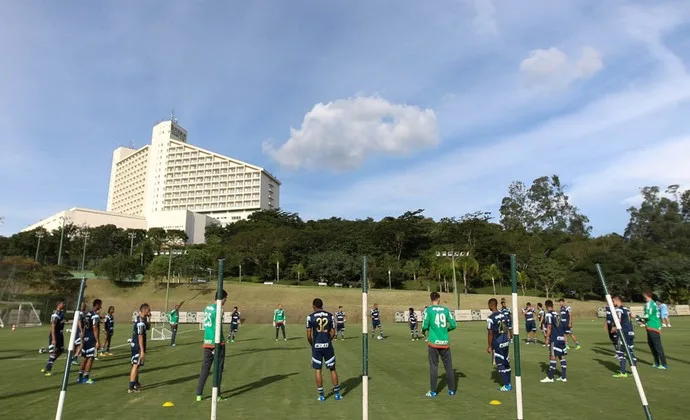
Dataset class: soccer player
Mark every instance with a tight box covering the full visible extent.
[487,298,512,391]
[422,292,457,397]
[604,304,618,355]
[274,304,287,341]
[537,303,547,345]
[540,299,567,383]
[129,303,150,393]
[71,302,87,365]
[335,306,346,340]
[307,298,342,401]
[659,300,670,327]
[370,303,384,339]
[168,302,183,347]
[41,299,66,376]
[638,290,668,369]
[558,298,581,350]
[524,302,537,344]
[78,299,102,384]
[196,290,228,402]
[409,308,420,341]
[499,298,513,340]
[229,306,241,343]
[100,306,115,357]
[612,296,637,378]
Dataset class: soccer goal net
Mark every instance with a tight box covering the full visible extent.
[0,301,43,328]
[150,323,173,341]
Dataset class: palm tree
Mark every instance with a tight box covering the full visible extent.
[459,256,479,294]
[290,263,305,284]
[517,271,529,296]
[484,263,502,295]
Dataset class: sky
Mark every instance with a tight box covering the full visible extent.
[1,0,690,237]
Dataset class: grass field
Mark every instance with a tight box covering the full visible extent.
[0,317,686,419]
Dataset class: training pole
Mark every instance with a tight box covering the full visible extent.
[211,259,225,420]
[55,277,87,420]
[362,256,369,420]
[596,264,652,420]
[510,255,523,420]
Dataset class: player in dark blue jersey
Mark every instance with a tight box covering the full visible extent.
[306,298,342,401]
[42,300,66,376]
[604,305,618,354]
[100,306,115,357]
[558,298,581,350]
[78,299,102,384]
[370,303,384,339]
[129,303,150,393]
[537,303,547,345]
[335,306,346,340]
[487,298,512,391]
[409,308,421,340]
[229,306,241,343]
[523,302,537,344]
[541,300,567,383]
[499,298,514,341]
[612,296,637,378]
[71,302,87,365]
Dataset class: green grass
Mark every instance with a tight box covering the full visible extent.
[0,319,686,419]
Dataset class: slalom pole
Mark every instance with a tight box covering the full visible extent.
[596,264,652,420]
[362,256,369,420]
[510,255,523,420]
[55,277,87,420]
[211,259,225,420]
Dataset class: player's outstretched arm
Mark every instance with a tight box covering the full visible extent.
[421,309,429,332]
[448,309,457,332]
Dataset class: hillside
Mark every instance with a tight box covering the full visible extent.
[81,279,605,323]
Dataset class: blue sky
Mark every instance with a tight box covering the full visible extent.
[1,0,690,237]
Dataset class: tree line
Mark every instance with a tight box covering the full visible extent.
[1,175,688,303]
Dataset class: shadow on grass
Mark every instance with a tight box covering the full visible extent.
[233,347,302,356]
[634,347,688,366]
[592,347,652,366]
[594,358,620,373]
[341,375,365,396]
[144,373,199,390]
[490,369,501,385]
[222,372,300,398]
[437,370,465,392]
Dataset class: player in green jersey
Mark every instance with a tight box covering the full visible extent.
[637,289,668,369]
[421,292,457,397]
[196,290,228,402]
[274,304,287,341]
[168,301,184,347]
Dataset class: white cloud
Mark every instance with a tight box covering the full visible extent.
[263,95,439,171]
[520,46,604,87]
[467,0,498,35]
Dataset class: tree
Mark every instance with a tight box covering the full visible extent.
[516,271,529,296]
[483,263,502,295]
[403,259,421,281]
[290,263,305,284]
[95,255,139,282]
[459,256,479,294]
[528,256,566,299]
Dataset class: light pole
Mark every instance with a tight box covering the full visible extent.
[435,250,469,310]
[57,216,69,265]
[387,269,392,290]
[35,232,44,262]
[128,232,136,256]
[239,264,242,283]
[276,260,280,283]
[80,231,89,273]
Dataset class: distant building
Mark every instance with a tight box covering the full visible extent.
[22,116,280,243]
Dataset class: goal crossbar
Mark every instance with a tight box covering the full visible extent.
[0,301,42,328]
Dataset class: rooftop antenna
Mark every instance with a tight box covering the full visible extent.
[130,139,135,149]
[170,109,177,124]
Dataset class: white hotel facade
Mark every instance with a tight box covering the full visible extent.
[23,118,281,243]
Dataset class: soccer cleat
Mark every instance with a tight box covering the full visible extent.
[425,391,437,398]
[195,395,202,402]
[448,390,456,396]
[613,372,628,378]
[83,379,95,384]
[231,340,235,343]
[652,364,660,369]
[334,393,343,400]
[128,388,140,394]
[575,345,582,350]
[499,385,512,392]
[540,377,554,383]
[557,378,567,382]
[217,396,227,402]
[45,372,53,377]
[317,394,326,401]
[40,368,46,373]
[657,365,668,370]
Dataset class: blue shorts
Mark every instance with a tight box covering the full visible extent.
[106,330,114,337]
[311,344,336,370]
[620,331,635,348]
[131,344,144,366]
[525,321,536,332]
[608,331,619,344]
[372,320,381,328]
[410,323,418,331]
[230,324,239,331]
[493,340,510,364]
[81,335,96,358]
[336,323,345,331]
[48,336,65,353]
[549,339,567,359]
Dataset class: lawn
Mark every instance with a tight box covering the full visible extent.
[0,318,686,419]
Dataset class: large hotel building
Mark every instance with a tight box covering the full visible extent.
[23,117,281,243]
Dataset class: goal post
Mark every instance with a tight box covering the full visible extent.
[0,301,43,328]
[150,323,173,341]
